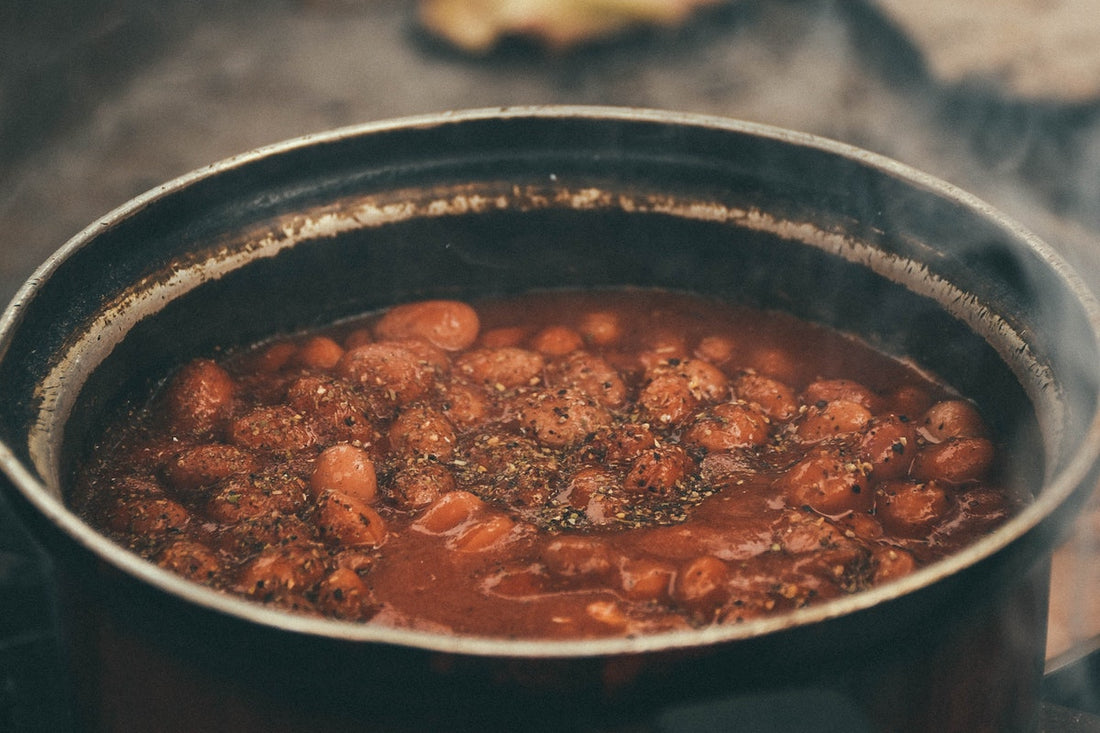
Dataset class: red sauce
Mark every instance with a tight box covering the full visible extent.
[71,290,1019,638]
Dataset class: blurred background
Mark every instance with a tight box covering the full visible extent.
[2,0,1099,729]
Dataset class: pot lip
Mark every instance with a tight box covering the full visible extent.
[4,104,1100,659]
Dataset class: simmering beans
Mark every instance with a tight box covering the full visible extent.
[72,290,1020,638]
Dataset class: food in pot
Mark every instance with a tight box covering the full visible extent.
[72,290,1020,638]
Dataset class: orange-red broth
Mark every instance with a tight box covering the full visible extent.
[72,290,1017,639]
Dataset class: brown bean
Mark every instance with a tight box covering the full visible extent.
[107,496,190,535]
[919,400,988,442]
[624,445,691,495]
[583,494,629,527]
[250,341,298,373]
[673,555,729,610]
[414,490,486,534]
[910,437,995,484]
[803,379,880,412]
[858,415,918,481]
[773,513,851,554]
[694,335,736,365]
[886,384,934,418]
[229,405,316,454]
[203,480,278,523]
[557,467,623,526]
[640,331,688,367]
[156,540,221,583]
[374,299,480,351]
[163,358,235,436]
[777,449,872,516]
[391,463,456,509]
[263,472,312,514]
[164,443,258,495]
[586,600,630,629]
[518,390,611,448]
[455,434,559,510]
[437,380,491,428]
[588,423,657,465]
[114,437,185,477]
[747,346,797,383]
[220,513,314,555]
[619,558,675,602]
[872,546,917,583]
[796,400,872,443]
[479,326,527,348]
[875,479,951,537]
[392,337,451,372]
[557,467,616,509]
[310,444,378,504]
[292,335,345,370]
[453,514,517,552]
[733,373,798,422]
[542,536,618,580]
[455,347,545,389]
[388,405,457,460]
[579,311,622,346]
[315,567,376,620]
[549,352,627,408]
[957,484,1014,519]
[342,328,373,350]
[285,375,378,445]
[487,566,547,598]
[638,373,699,426]
[316,491,388,547]
[683,403,770,451]
[698,451,770,494]
[530,325,584,355]
[835,511,884,541]
[677,359,730,403]
[235,543,328,598]
[336,341,435,409]
[343,341,433,402]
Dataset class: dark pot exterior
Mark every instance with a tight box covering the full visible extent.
[2,107,1099,732]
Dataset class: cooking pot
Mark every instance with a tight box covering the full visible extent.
[1,107,1099,733]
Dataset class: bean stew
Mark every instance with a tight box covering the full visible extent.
[71,290,1020,639]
